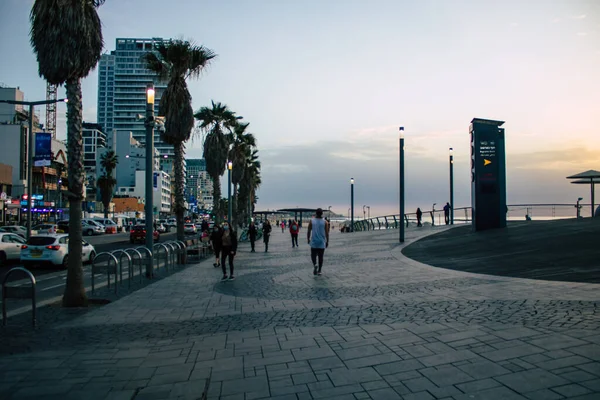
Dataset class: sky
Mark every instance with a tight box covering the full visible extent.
[1,0,599,217]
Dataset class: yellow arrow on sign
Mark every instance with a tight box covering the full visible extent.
[484,159,492,166]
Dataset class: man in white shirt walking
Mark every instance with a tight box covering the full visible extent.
[307,208,329,276]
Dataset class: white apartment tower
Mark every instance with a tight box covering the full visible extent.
[97,38,179,163]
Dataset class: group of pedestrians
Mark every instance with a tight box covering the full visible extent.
[208,208,331,281]
[415,202,452,227]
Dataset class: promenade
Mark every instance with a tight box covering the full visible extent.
[0,225,599,400]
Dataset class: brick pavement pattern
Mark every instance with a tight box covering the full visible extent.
[0,226,598,399]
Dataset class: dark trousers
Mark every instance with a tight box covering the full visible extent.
[444,213,450,225]
[221,246,234,276]
[250,236,256,251]
[311,248,325,270]
[264,234,270,251]
[291,234,298,247]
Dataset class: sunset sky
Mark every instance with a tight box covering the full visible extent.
[1,0,599,217]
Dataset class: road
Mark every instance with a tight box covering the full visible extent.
[0,231,191,317]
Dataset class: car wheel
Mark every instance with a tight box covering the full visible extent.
[62,255,69,269]
[88,251,96,263]
[0,252,6,267]
[86,229,93,236]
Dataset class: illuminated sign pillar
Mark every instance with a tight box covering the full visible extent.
[470,118,507,231]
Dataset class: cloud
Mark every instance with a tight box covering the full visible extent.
[509,147,600,172]
[577,32,588,36]
[572,14,586,19]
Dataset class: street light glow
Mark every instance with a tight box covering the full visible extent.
[399,126,404,139]
[227,161,233,170]
[146,84,155,104]
[350,178,354,184]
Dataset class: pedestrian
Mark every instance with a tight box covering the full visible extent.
[210,223,222,268]
[289,218,299,247]
[443,202,451,225]
[416,207,423,227]
[307,208,329,276]
[281,221,285,233]
[262,219,272,252]
[248,220,258,252]
[201,219,209,233]
[220,222,238,281]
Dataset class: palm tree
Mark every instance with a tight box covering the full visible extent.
[194,101,239,222]
[229,122,256,227]
[97,150,118,218]
[143,40,216,241]
[238,149,261,224]
[30,0,105,307]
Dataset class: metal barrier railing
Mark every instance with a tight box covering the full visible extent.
[164,242,177,269]
[135,246,153,278]
[172,241,185,264]
[125,248,144,284]
[2,267,36,328]
[91,252,119,295]
[111,250,131,287]
[153,243,170,272]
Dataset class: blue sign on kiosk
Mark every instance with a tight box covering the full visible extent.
[470,118,507,231]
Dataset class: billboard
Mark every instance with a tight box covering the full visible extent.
[34,132,52,167]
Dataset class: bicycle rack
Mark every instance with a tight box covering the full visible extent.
[125,248,143,284]
[111,250,132,287]
[153,243,170,272]
[164,242,177,269]
[172,241,185,264]
[175,240,187,264]
[91,252,119,295]
[135,246,153,278]
[2,267,36,328]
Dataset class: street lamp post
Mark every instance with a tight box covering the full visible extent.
[576,197,583,219]
[399,127,405,243]
[227,161,232,224]
[350,178,355,232]
[367,206,370,219]
[328,205,332,220]
[363,205,366,220]
[0,97,67,239]
[449,147,454,225]
[144,83,155,278]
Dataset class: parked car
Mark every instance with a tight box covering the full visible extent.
[20,234,96,268]
[32,223,58,234]
[0,225,29,238]
[92,218,118,234]
[0,232,27,266]
[156,223,167,233]
[81,219,105,236]
[129,225,160,244]
[184,223,197,235]
[57,220,69,233]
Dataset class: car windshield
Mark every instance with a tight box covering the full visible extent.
[27,236,56,246]
[132,226,145,231]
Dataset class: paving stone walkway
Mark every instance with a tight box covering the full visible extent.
[0,225,598,399]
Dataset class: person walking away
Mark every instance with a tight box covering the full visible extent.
[220,222,238,281]
[307,208,329,276]
[262,220,272,252]
[416,208,423,227]
[281,221,285,233]
[443,202,451,225]
[201,219,209,233]
[248,221,258,252]
[290,219,299,247]
[210,224,222,268]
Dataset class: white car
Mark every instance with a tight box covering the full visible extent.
[20,234,96,268]
[82,220,105,236]
[0,232,27,266]
[184,223,197,234]
[0,225,30,238]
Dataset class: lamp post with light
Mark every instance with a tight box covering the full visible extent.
[0,97,67,239]
[144,83,155,277]
[350,178,355,232]
[227,161,232,223]
[449,147,454,225]
[399,127,405,243]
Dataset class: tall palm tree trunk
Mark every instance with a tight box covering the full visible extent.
[232,184,238,228]
[63,78,87,307]
[211,176,221,222]
[174,141,186,241]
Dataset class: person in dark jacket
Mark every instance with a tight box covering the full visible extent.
[248,221,258,252]
[201,219,209,232]
[416,208,423,227]
[220,222,238,281]
[289,219,300,247]
[262,220,272,252]
[210,224,222,268]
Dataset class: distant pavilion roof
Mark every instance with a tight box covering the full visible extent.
[566,170,600,179]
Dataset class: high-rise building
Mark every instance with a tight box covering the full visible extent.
[82,122,107,200]
[185,159,213,211]
[98,38,177,164]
